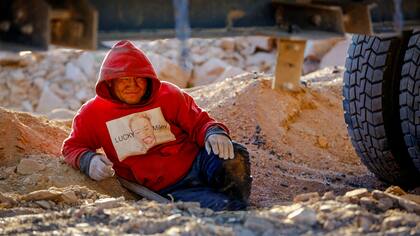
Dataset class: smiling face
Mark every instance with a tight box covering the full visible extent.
[111,77,148,104]
[131,116,156,147]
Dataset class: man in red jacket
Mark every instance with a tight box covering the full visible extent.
[62,40,251,211]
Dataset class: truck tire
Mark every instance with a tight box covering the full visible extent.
[343,34,420,186]
[400,30,420,172]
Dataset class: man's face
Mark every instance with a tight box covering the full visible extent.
[111,77,147,104]
[132,117,156,147]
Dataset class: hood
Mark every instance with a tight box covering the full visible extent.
[95,40,161,104]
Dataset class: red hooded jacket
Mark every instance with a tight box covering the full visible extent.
[62,40,228,191]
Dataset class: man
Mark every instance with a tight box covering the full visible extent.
[62,40,251,211]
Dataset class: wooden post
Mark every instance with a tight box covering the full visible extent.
[273,38,306,90]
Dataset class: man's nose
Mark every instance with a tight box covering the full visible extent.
[126,78,138,87]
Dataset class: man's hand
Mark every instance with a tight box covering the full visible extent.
[205,134,234,160]
[89,154,115,181]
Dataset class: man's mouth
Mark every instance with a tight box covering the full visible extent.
[124,91,140,95]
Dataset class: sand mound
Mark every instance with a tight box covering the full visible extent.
[189,69,383,206]
[0,109,69,166]
[0,109,134,199]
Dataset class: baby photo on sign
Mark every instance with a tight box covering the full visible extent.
[106,107,176,161]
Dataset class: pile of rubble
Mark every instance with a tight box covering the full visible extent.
[0,50,99,116]
[0,185,419,234]
[0,36,347,116]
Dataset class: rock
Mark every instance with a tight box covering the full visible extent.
[245,52,275,71]
[75,52,96,79]
[233,228,257,236]
[372,190,420,214]
[383,227,412,236]
[7,77,29,98]
[35,200,52,209]
[244,215,274,232]
[215,66,245,82]
[75,89,90,101]
[219,38,236,52]
[382,216,404,229]
[358,215,373,232]
[191,53,209,65]
[17,159,45,175]
[246,36,275,51]
[21,100,33,112]
[236,37,274,55]
[192,58,230,86]
[66,98,82,110]
[147,53,191,88]
[31,68,48,79]
[221,50,245,63]
[303,56,320,75]
[377,197,394,211]
[318,203,337,213]
[321,191,335,200]
[33,77,45,90]
[344,188,370,203]
[385,186,407,196]
[359,197,379,211]
[36,86,66,113]
[21,189,63,201]
[236,37,257,56]
[65,62,87,82]
[396,197,420,214]
[0,52,28,67]
[9,69,25,81]
[92,197,125,209]
[60,191,79,204]
[49,83,72,99]
[304,38,343,60]
[400,194,420,205]
[293,192,320,203]
[320,37,351,69]
[385,186,420,205]
[287,207,317,226]
[343,203,359,212]
[323,220,338,231]
[205,47,225,58]
[317,136,329,148]
[0,193,16,208]
[46,108,75,120]
[269,204,302,218]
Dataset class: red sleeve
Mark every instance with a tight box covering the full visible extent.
[174,88,229,146]
[61,105,100,169]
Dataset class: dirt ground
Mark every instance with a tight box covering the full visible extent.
[0,68,419,234]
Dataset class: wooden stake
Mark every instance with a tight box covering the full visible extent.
[273,39,306,90]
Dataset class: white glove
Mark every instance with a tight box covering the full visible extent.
[205,134,234,160]
[89,154,115,181]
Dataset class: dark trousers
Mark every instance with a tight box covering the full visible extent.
[158,148,247,211]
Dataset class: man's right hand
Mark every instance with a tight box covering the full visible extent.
[88,154,115,181]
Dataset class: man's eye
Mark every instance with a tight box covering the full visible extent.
[135,78,145,83]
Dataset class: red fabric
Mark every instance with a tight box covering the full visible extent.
[61,40,228,191]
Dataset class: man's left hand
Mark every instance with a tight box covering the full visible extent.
[205,134,234,159]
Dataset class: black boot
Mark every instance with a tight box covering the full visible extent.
[214,141,252,204]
